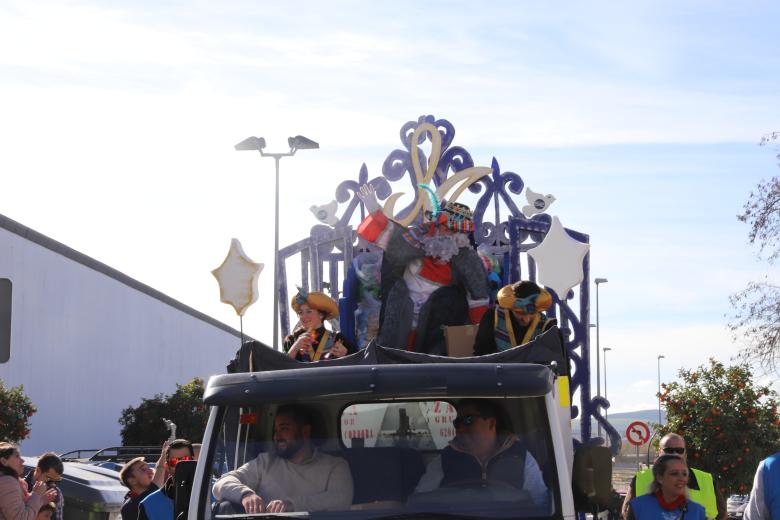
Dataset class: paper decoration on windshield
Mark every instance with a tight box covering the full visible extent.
[527,217,589,299]
[211,238,263,316]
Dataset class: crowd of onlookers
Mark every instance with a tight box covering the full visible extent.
[0,442,63,520]
[619,435,779,520]
[0,439,198,520]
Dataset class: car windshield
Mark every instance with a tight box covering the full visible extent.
[203,398,559,519]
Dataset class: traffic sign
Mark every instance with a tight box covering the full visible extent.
[626,421,651,446]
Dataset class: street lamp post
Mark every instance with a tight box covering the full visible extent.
[594,277,608,438]
[235,135,319,350]
[603,347,612,422]
[657,354,665,425]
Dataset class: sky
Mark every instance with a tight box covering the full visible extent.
[1,0,780,415]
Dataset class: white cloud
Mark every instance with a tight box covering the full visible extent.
[629,379,656,390]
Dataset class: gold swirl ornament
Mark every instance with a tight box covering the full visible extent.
[382,122,493,227]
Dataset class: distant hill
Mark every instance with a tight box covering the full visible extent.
[572,409,666,438]
[608,410,665,422]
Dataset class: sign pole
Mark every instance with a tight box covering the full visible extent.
[636,444,640,471]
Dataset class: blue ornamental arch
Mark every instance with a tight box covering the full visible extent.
[276,115,621,452]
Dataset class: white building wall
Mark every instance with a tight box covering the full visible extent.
[0,224,241,454]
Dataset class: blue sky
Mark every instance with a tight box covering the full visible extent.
[1,0,779,413]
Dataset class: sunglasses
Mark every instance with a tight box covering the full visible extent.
[453,415,486,428]
[663,447,686,455]
[167,455,193,468]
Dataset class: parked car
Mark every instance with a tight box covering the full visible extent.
[727,494,749,519]
[22,456,127,520]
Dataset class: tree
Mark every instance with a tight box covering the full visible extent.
[119,378,208,445]
[0,379,36,443]
[657,359,780,495]
[730,131,780,369]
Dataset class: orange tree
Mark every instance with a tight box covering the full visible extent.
[657,359,780,495]
[119,377,208,445]
[0,380,36,443]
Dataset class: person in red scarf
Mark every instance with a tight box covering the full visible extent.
[627,454,705,520]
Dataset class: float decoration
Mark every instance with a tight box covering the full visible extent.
[211,238,263,317]
[527,216,590,299]
[279,115,621,453]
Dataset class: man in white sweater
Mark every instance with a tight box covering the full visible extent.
[212,405,353,513]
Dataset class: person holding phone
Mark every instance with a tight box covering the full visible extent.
[22,454,64,520]
[0,442,57,520]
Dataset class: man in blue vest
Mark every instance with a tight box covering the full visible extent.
[744,451,780,520]
[414,399,549,505]
[621,433,725,519]
[139,439,195,520]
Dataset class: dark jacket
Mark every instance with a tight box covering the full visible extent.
[440,438,527,488]
[283,326,357,361]
[120,483,158,520]
[474,309,556,356]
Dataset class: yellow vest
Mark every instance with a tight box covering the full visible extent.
[634,467,717,519]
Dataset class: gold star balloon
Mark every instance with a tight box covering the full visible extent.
[211,238,264,316]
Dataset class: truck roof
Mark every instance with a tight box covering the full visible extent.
[204,362,555,405]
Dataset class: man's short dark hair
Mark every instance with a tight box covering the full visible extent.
[37,453,63,475]
[456,399,508,431]
[457,398,499,418]
[119,457,145,488]
[168,439,194,457]
[276,404,314,428]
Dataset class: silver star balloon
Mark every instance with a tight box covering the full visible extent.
[528,217,590,299]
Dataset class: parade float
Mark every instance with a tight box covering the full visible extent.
[192,115,621,519]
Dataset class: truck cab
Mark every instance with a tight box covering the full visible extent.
[182,331,611,519]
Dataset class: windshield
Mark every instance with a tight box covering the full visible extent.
[203,398,559,519]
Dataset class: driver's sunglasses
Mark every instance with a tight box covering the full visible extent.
[167,455,193,468]
[453,415,486,428]
[663,447,686,455]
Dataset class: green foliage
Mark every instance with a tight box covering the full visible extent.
[0,379,36,443]
[119,378,208,445]
[657,359,780,495]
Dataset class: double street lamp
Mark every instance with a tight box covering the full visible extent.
[235,135,319,350]
[593,277,608,438]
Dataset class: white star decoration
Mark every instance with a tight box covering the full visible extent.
[528,216,590,299]
[211,238,264,316]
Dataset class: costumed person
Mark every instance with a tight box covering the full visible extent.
[356,184,489,354]
[626,454,706,520]
[473,280,556,356]
[284,287,356,361]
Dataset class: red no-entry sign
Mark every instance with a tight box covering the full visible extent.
[626,421,651,446]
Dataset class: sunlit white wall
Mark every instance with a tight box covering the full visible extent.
[0,221,241,454]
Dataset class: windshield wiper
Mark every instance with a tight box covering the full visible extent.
[214,514,308,519]
[361,513,485,520]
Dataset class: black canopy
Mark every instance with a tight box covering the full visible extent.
[226,326,568,378]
